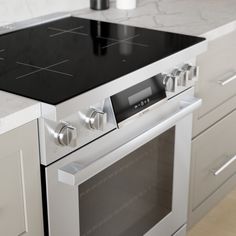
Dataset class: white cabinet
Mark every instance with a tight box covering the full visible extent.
[189,29,236,228]
[193,30,236,137]
[192,111,236,209]
[0,120,43,236]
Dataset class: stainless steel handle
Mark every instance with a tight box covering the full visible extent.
[212,155,236,176]
[218,73,236,86]
[58,97,202,186]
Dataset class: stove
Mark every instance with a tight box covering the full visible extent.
[0,14,208,236]
[0,16,204,105]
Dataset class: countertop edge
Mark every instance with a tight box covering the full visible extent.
[201,20,236,41]
[0,99,41,135]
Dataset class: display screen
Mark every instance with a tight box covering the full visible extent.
[111,75,166,124]
[128,87,152,106]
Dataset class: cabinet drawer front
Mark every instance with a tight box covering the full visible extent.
[194,30,236,136]
[192,110,236,209]
[0,151,26,236]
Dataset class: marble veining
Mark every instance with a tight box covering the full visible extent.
[0,0,89,26]
[74,0,236,37]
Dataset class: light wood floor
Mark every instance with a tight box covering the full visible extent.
[187,189,236,236]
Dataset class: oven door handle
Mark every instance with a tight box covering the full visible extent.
[58,97,202,186]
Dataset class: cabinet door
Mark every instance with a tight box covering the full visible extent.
[193,30,236,137]
[191,110,236,209]
[0,121,43,236]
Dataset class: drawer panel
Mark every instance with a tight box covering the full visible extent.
[193,30,236,136]
[192,110,236,209]
[0,151,26,236]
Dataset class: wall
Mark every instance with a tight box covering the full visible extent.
[0,0,89,26]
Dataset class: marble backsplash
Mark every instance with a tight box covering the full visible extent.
[0,0,89,26]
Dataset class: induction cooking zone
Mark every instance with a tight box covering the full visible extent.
[0,17,204,105]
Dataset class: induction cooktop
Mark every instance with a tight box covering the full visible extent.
[0,16,204,105]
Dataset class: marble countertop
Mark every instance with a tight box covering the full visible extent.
[74,0,236,38]
[0,91,40,134]
[1,0,236,134]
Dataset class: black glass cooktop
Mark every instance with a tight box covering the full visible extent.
[0,17,204,105]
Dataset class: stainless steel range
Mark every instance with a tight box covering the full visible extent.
[0,13,207,236]
[42,63,202,236]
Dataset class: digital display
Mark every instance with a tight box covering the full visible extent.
[111,76,166,123]
[128,87,152,106]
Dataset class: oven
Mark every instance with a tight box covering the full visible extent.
[42,70,201,236]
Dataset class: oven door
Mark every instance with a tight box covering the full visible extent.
[45,94,201,236]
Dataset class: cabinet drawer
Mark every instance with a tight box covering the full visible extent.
[193,30,236,136]
[192,110,236,209]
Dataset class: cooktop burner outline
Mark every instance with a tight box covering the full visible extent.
[16,59,73,80]
[100,34,149,49]
[48,26,88,38]
[0,49,5,60]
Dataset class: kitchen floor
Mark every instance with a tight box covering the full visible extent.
[187,189,236,236]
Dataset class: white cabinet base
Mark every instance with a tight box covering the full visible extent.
[0,121,43,236]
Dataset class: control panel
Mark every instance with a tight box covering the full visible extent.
[53,99,116,147]
[159,64,199,98]
[51,64,199,147]
[40,62,199,165]
[111,63,199,125]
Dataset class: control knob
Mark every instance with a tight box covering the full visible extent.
[160,74,175,92]
[55,122,77,146]
[171,69,187,86]
[182,64,199,81]
[88,109,107,131]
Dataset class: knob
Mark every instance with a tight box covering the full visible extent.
[182,64,199,81]
[88,109,107,131]
[171,69,187,86]
[55,123,77,146]
[160,74,175,92]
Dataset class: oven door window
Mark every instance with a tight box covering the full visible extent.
[79,127,175,236]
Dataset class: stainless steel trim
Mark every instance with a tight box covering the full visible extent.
[218,73,236,86]
[0,12,71,35]
[172,224,187,236]
[118,98,167,128]
[212,155,236,176]
[58,96,202,186]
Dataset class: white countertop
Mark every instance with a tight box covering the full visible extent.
[1,0,236,135]
[74,0,236,38]
[0,91,40,134]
